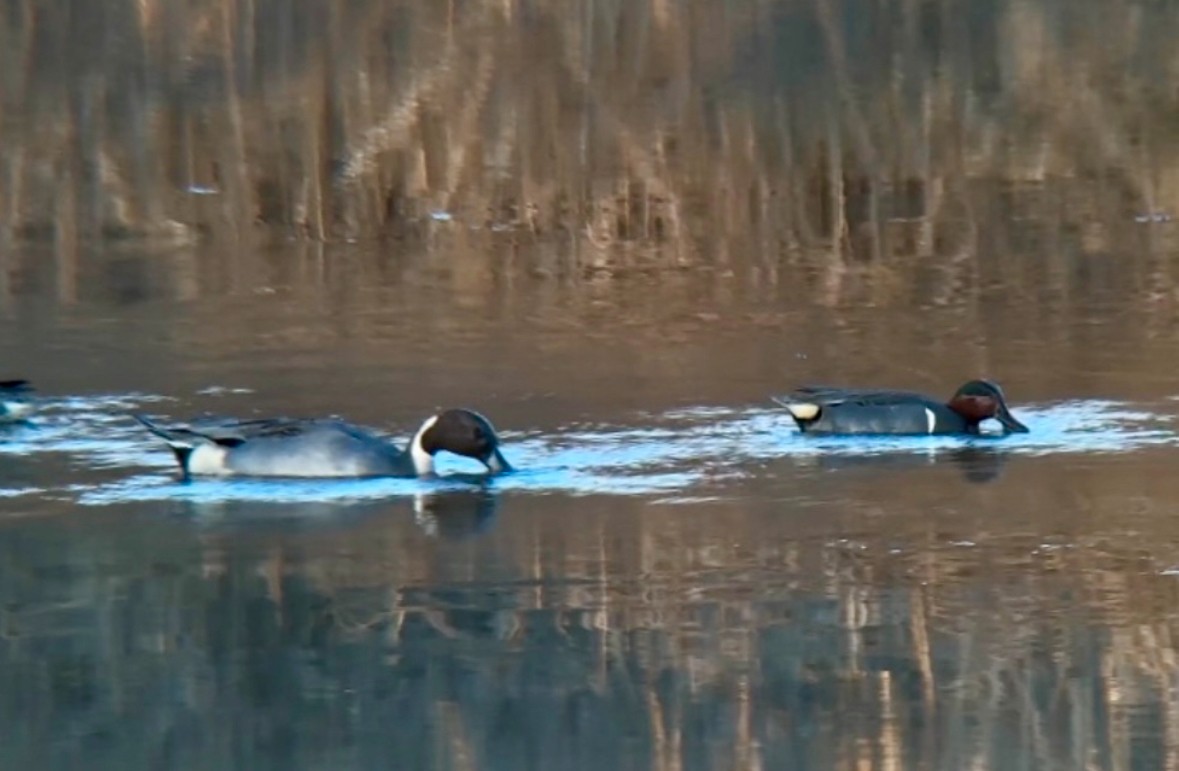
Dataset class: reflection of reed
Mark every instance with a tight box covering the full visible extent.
[318,523,1179,768]
[5,489,1179,767]
[255,494,1179,768]
[2,0,1178,298]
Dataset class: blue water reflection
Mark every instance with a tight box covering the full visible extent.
[4,394,1179,504]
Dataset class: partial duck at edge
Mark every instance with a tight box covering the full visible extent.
[774,379,1029,436]
[0,380,35,423]
[134,408,514,479]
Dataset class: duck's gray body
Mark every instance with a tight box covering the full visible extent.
[135,408,512,480]
[137,416,422,477]
[0,380,35,423]
[215,419,418,476]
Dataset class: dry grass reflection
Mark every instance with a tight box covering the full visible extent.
[4,476,1179,769]
[3,0,1179,298]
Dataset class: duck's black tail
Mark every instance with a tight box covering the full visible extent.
[132,414,201,478]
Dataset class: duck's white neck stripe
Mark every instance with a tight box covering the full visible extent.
[924,407,937,434]
[409,415,438,476]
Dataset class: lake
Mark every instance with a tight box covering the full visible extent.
[5,1,1179,769]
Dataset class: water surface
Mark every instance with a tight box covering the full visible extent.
[5,240,1179,770]
[7,0,1179,769]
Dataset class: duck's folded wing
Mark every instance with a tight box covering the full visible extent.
[780,386,932,407]
[135,415,322,447]
[188,416,318,441]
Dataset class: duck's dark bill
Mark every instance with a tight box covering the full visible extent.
[485,448,514,473]
[997,407,1030,433]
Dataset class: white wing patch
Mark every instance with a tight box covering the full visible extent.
[924,407,937,434]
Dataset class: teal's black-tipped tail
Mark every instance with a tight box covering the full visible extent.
[770,395,822,429]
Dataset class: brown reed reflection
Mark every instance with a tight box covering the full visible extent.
[3,482,1179,769]
[3,0,1179,297]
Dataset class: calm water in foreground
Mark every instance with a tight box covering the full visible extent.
[3,240,1179,770]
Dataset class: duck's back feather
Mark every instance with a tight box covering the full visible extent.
[786,386,939,407]
[775,386,969,435]
[134,414,413,478]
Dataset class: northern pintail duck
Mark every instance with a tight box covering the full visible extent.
[134,408,514,479]
[0,380,35,422]
[774,379,1029,436]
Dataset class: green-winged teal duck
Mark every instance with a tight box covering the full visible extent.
[774,380,1029,436]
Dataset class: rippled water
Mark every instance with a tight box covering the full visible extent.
[11,0,1179,767]
[14,262,1179,771]
[8,302,1179,771]
[5,393,1179,507]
